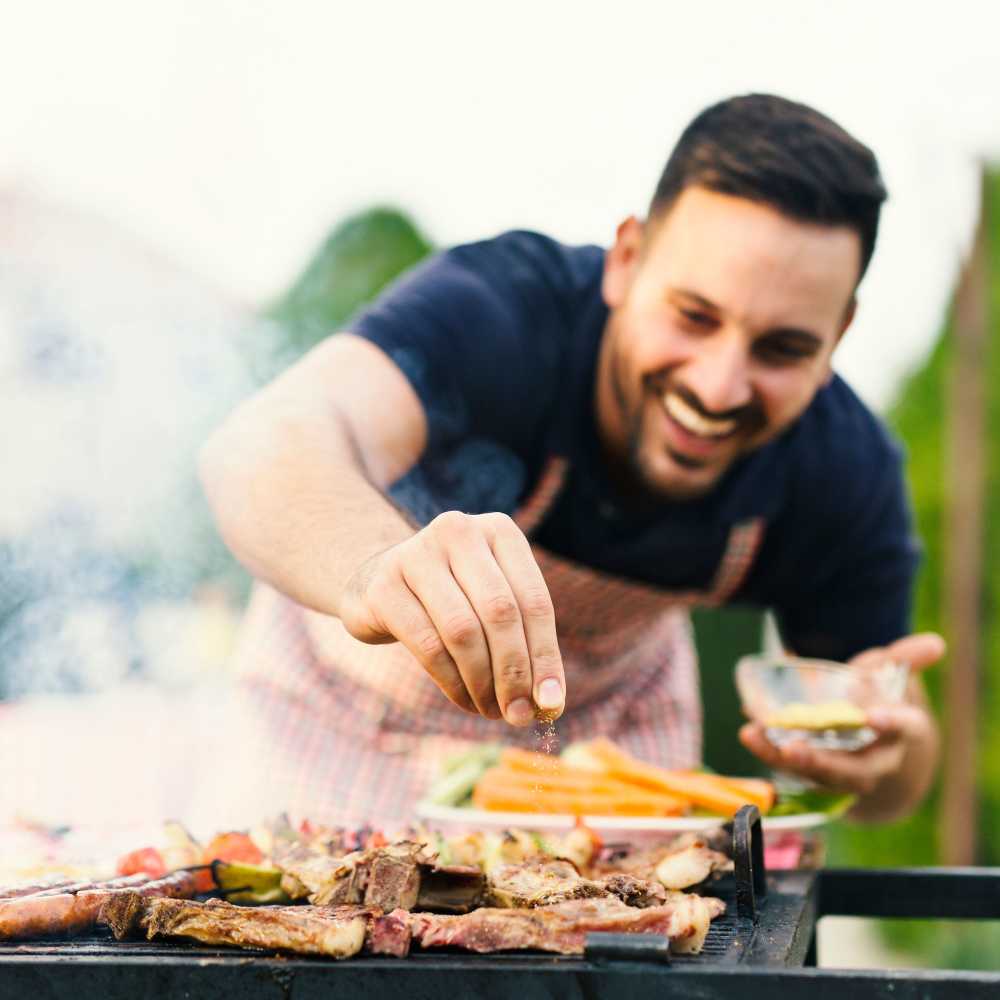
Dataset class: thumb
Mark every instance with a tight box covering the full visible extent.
[883,632,946,672]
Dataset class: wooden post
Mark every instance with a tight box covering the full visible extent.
[941,167,990,866]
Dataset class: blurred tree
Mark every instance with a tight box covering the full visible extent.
[266,207,433,358]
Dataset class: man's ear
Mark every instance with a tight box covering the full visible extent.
[823,296,857,384]
[602,216,644,309]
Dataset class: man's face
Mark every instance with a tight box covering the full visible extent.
[597,186,862,500]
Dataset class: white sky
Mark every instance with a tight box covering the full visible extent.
[2,0,999,408]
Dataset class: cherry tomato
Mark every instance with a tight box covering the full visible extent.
[202,831,264,866]
[116,846,167,878]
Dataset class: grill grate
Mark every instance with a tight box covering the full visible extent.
[0,883,764,966]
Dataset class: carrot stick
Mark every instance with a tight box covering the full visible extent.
[669,771,775,813]
[472,784,673,817]
[499,748,593,775]
[703,776,775,814]
[586,740,749,817]
[478,766,689,813]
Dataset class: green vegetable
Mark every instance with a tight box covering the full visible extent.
[212,861,291,905]
[421,744,501,806]
[432,830,454,865]
[769,788,857,818]
[530,831,554,855]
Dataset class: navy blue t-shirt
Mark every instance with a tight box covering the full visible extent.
[351,230,919,662]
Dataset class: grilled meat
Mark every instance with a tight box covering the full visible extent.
[415,864,485,913]
[486,859,605,908]
[410,894,725,956]
[3,874,148,900]
[654,842,731,891]
[0,870,199,941]
[0,877,80,900]
[276,841,484,913]
[277,842,427,905]
[657,891,726,955]
[102,895,411,958]
[486,859,665,909]
[364,907,412,957]
[597,872,668,907]
[593,835,732,890]
[365,846,421,911]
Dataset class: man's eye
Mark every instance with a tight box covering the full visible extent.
[678,309,714,328]
[755,340,813,363]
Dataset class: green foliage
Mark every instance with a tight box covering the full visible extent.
[976,172,1000,866]
[267,207,433,356]
[693,606,769,778]
[822,327,951,878]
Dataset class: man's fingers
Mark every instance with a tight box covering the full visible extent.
[884,632,946,671]
[447,526,535,726]
[738,723,784,768]
[375,576,477,715]
[850,632,946,672]
[866,703,935,739]
[482,514,565,719]
[739,723,903,795]
[351,511,565,727]
[400,555,501,720]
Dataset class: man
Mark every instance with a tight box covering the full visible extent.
[200,94,941,827]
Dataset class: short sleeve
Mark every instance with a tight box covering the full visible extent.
[348,233,572,457]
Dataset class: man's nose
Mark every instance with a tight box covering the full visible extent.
[681,331,753,415]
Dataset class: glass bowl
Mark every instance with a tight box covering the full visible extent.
[734,654,910,751]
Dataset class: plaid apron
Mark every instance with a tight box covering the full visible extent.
[226,450,765,827]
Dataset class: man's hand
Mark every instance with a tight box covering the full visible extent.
[739,632,943,822]
[338,510,565,727]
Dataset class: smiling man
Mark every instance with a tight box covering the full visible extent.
[201,94,940,826]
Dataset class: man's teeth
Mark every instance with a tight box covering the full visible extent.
[663,393,738,439]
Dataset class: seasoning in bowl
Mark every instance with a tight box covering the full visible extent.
[735,654,909,751]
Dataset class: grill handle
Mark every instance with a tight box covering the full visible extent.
[733,803,767,921]
[584,931,671,964]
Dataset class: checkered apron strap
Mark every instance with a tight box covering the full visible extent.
[665,517,767,609]
[512,456,570,535]
[705,515,767,603]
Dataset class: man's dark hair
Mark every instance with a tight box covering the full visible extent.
[650,94,887,282]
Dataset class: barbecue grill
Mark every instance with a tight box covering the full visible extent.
[3,808,1000,998]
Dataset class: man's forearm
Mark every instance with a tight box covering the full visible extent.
[199,394,414,618]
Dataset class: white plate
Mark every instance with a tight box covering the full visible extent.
[415,803,830,842]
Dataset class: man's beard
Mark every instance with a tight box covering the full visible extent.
[623,375,766,501]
